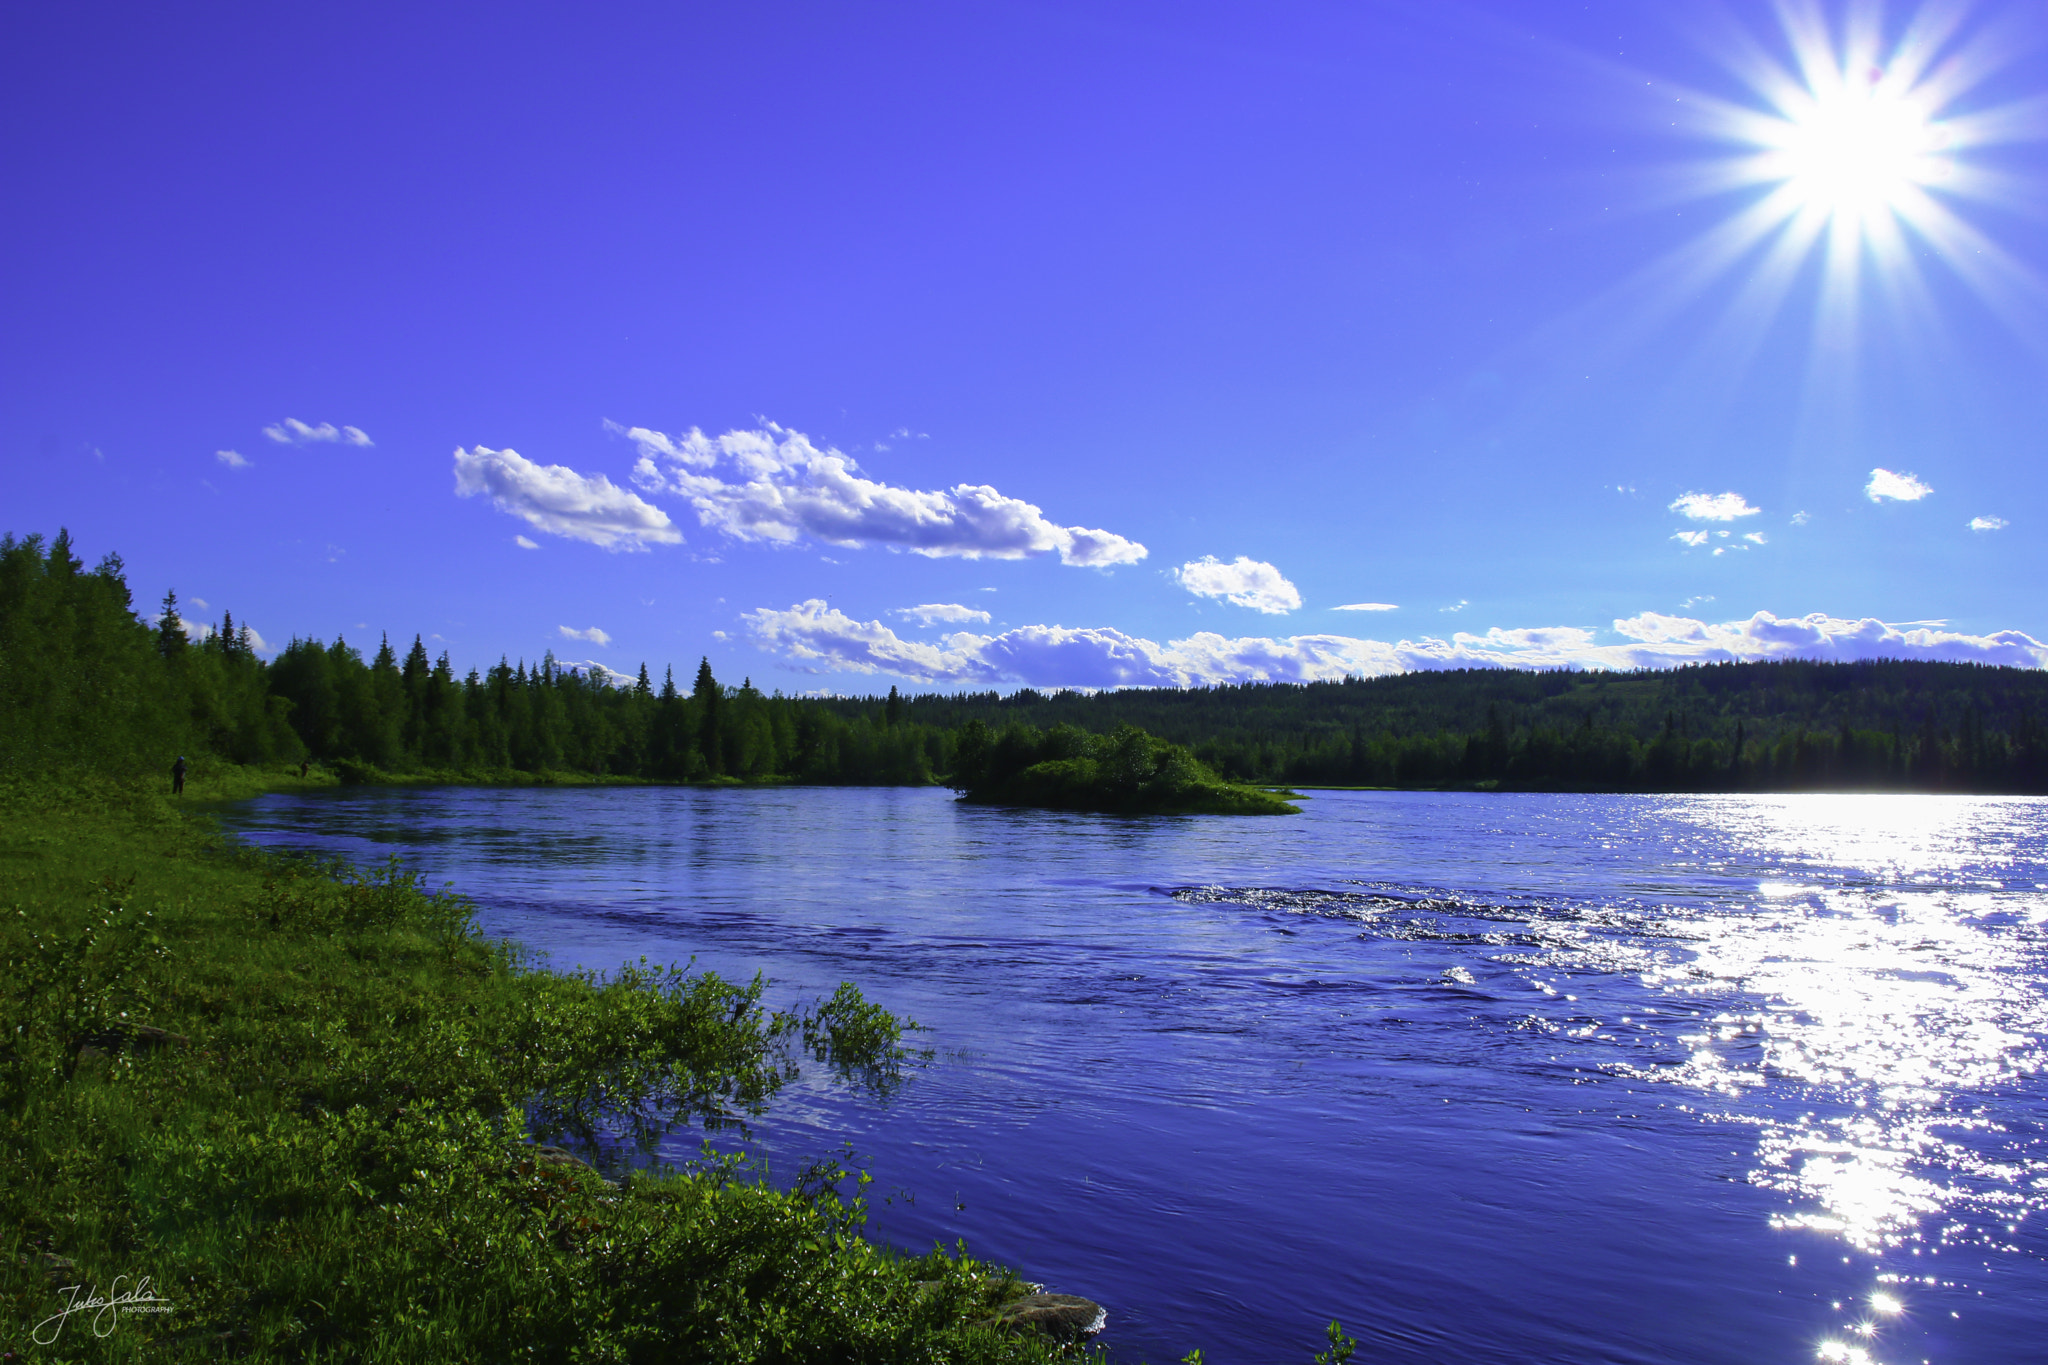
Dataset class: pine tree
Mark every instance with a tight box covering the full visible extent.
[157,589,187,658]
[635,663,652,698]
[694,657,722,775]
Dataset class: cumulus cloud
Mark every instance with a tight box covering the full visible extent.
[1673,530,1710,547]
[1969,516,2008,532]
[1332,602,1398,612]
[1743,531,1767,544]
[1790,510,1811,526]
[559,625,612,646]
[216,449,249,469]
[611,421,1145,567]
[1670,491,1761,521]
[264,418,372,447]
[742,601,2048,688]
[453,446,682,551]
[1172,556,1302,614]
[558,659,636,687]
[1866,468,1933,502]
[892,603,993,627]
[515,535,540,550]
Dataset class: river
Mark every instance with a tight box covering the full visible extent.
[217,785,2048,1364]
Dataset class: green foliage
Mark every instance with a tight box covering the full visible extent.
[953,722,1297,815]
[0,782,1069,1363]
[1314,1320,1358,1364]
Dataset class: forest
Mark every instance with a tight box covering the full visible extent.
[6,528,2048,793]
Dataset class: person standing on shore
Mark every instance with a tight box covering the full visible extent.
[171,755,187,796]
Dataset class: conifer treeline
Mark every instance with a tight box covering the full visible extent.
[0,532,943,783]
[886,660,2048,792]
[6,529,2048,792]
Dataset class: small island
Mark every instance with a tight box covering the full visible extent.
[950,720,1300,815]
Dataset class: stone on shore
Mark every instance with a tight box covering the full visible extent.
[993,1292,1107,1339]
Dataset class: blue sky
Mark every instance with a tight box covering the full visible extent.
[5,0,2044,691]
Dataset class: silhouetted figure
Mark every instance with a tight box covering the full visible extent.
[299,758,310,779]
[171,755,187,796]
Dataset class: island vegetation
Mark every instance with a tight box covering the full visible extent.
[950,719,1296,815]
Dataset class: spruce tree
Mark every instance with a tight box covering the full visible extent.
[157,589,188,658]
[694,657,722,774]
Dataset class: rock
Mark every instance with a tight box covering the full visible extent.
[527,1143,589,1170]
[993,1292,1106,1340]
[523,1143,619,1188]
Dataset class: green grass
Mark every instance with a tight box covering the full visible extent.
[0,768,1079,1363]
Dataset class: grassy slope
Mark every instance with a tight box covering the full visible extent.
[0,764,1069,1363]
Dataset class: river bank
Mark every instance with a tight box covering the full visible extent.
[0,766,1081,1363]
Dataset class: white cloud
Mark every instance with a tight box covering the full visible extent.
[611,421,1145,567]
[1673,530,1710,547]
[559,625,613,646]
[1866,468,1933,502]
[892,603,993,627]
[216,449,249,469]
[453,446,682,551]
[1790,510,1811,526]
[743,601,2048,688]
[515,535,540,550]
[1332,602,1399,612]
[264,418,373,447]
[1172,556,1302,614]
[1670,491,1761,521]
[1441,600,1469,613]
[1743,531,1768,544]
[558,659,635,687]
[189,597,210,610]
[1969,516,2008,532]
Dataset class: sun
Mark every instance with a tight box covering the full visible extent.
[1760,69,1951,227]
[1640,1,2045,358]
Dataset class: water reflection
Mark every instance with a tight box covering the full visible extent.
[1645,800,2047,1261]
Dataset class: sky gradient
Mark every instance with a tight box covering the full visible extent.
[5,0,2045,692]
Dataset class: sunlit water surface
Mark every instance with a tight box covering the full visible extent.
[219,788,2048,1364]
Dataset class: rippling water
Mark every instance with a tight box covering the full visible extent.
[219,787,2048,1364]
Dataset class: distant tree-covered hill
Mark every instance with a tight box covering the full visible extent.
[7,529,2046,793]
[870,663,2048,792]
